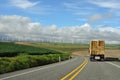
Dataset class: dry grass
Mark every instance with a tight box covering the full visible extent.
[72,50,120,58]
[105,50,120,57]
[15,42,33,46]
[15,42,120,58]
[72,51,89,56]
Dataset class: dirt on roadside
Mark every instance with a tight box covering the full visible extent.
[15,42,33,46]
[72,50,120,58]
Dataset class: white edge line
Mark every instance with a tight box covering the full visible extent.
[106,62,120,69]
[0,57,78,80]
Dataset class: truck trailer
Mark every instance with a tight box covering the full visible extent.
[89,40,105,61]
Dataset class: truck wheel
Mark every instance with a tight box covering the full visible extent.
[101,58,104,61]
[90,58,94,61]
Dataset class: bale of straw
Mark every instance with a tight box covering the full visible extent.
[90,40,105,55]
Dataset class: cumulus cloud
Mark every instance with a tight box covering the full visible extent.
[10,0,39,9]
[0,15,120,44]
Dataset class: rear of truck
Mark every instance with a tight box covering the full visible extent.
[89,40,105,61]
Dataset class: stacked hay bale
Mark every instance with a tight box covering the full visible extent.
[90,40,105,55]
[98,40,105,54]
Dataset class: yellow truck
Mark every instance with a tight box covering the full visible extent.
[89,40,105,61]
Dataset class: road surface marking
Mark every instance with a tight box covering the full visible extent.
[60,59,86,80]
[106,62,120,69]
[60,58,88,80]
[69,59,88,80]
[0,57,78,80]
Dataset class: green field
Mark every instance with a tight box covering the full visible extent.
[0,42,63,57]
[0,42,70,74]
[24,42,89,53]
[105,44,120,49]
[0,42,119,74]
[20,42,120,53]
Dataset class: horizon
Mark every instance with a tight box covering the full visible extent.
[0,0,120,44]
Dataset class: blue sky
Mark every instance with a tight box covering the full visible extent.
[0,0,120,27]
[0,0,120,44]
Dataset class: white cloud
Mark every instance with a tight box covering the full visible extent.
[88,14,112,22]
[63,2,95,10]
[63,2,79,9]
[89,0,120,9]
[10,0,39,9]
[0,15,31,33]
[63,0,120,18]
[99,27,120,34]
[8,0,52,14]
[63,2,94,16]
[0,15,120,44]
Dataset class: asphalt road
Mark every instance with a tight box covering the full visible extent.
[0,57,120,80]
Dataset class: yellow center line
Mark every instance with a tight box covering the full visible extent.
[60,58,88,80]
[69,60,88,80]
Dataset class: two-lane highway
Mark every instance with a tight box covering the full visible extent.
[61,58,88,80]
[75,59,120,80]
[0,57,84,80]
[0,57,120,80]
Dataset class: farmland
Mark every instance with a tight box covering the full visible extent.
[16,42,89,53]
[0,42,63,57]
[0,42,119,74]
[16,42,120,57]
[16,42,120,52]
[0,42,70,74]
